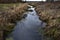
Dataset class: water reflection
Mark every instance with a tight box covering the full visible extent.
[9,6,46,40]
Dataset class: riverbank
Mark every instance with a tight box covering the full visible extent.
[0,3,28,40]
[35,2,60,40]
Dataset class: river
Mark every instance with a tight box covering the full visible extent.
[7,5,46,40]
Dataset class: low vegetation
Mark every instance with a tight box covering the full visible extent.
[0,3,28,40]
[35,2,60,40]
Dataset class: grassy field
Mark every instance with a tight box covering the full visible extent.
[0,3,28,40]
[0,3,23,11]
[35,2,60,40]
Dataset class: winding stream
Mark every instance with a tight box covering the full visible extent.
[8,5,46,40]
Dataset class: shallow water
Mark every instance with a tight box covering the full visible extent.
[9,6,46,40]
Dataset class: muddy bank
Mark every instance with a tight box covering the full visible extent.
[35,2,60,40]
[0,3,28,40]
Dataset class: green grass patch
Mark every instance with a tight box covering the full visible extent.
[6,37,13,40]
[0,3,21,11]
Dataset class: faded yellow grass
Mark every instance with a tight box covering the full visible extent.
[0,3,28,40]
[35,2,60,40]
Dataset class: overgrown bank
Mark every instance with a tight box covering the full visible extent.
[35,2,60,40]
[0,3,28,40]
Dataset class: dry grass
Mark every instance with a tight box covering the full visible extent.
[35,2,60,40]
[0,3,28,39]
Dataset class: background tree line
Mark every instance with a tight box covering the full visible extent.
[0,0,22,3]
[0,0,60,3]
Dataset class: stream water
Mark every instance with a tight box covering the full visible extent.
[8,5,46,40]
